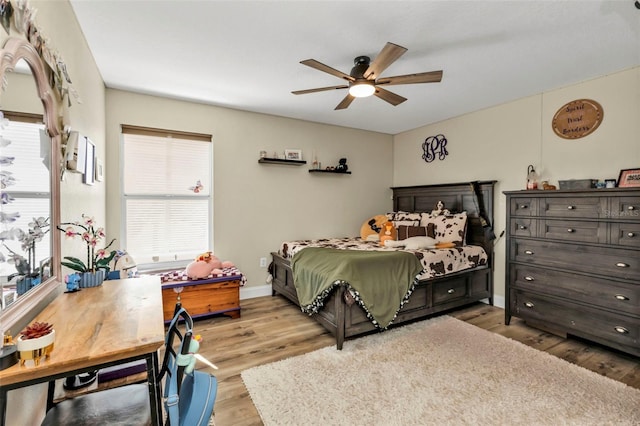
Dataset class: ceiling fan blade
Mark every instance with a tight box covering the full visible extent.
[335,94,355,110]
[376,70,443,86]
[363,42,408,80]
[300,59,355,82]
[374,87,407,106]
[292,85,348,95]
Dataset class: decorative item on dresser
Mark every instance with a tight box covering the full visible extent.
[617,168,640,188]
[504,188,640,357]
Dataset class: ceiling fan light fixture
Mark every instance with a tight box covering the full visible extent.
[348,81,375,98]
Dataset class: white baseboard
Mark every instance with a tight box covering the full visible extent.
[240,284,272,300]
[492,295,505,309]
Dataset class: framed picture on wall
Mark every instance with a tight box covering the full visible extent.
[83,139,95,185]
[95,157,104,182]
[68,132,87,174]
[617,168,640,188]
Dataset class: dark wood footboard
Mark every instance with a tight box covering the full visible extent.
[271,251,492,349]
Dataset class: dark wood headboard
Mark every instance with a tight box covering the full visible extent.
[391,181,496,257]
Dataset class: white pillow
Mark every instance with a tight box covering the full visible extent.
[384,236,437,250]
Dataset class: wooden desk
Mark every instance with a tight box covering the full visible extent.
[0,276,165,425]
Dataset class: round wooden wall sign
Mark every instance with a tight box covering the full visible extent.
[552,99,603,139]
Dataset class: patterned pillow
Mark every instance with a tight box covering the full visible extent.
[393,219,420,228]
[386,211,422,229]
[420,212,468,246]
[397,225,432,240]
[386,211,422,222]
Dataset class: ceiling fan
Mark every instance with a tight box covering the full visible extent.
[292,42,443,110]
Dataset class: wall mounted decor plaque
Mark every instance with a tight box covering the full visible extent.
[552,99,603,139]
[422,134,448,163]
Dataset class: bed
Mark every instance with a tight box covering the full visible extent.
[270,181,496,349]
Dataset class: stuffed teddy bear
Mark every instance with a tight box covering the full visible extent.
[185,251,235,279]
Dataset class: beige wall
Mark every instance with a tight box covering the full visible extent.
[105,90,393,293]
[393,66,640,306]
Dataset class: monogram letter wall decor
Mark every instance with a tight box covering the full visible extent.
[422,134,448,163]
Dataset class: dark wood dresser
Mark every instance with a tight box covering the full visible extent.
[504,188,639,357]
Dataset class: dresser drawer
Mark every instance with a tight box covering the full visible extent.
[511,289,639,353]
[510,197,537,216]
[540,219,606,244]
[610,197,640,221]
[510,218,536,237]
[432,279,467,305]
[510,239,640,281]
[510,264,638,315]
[611,222,640,248]
[540,197,605,219]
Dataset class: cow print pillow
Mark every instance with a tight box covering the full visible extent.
[420,211,468,246]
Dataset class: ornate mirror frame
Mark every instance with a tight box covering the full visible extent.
[1,37,62,331]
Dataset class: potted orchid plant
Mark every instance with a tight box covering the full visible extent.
[57,214,116,287]
[1,216,50,295]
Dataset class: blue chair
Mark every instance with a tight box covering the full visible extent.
[41,306,217,425]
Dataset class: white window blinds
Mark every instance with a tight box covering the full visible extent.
[0,114,51,277]
[122,126,212,265]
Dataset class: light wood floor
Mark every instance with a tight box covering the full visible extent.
[196,295,640,426]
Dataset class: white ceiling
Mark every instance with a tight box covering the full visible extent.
[69,1,640,135]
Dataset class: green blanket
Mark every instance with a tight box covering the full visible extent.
[291,247,424,328]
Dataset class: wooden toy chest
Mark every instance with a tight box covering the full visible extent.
[161,273,242,322]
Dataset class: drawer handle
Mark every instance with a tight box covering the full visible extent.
[524,250,534,255]
[614,294,630,301]
[519,225,527,230]
[614,326,629,334]
[519,204,528,209]
[628,232,636,238]
[447,288,455,294]
[524,302,534,308]
[628,206,636,211]
[524,276,535,281]
[616,262,629,268]
[567,205,575,210]
[567,228,574,233]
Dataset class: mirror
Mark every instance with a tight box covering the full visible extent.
[0,37,62,331]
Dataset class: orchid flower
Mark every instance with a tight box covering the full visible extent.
[57,214,116,273]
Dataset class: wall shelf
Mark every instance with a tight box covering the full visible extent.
[258,158,306,166]
[308,169,351,174]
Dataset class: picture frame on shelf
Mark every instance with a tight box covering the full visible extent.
[617,168,640,188]
[285,149,302,161]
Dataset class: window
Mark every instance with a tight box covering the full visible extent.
[0,112,51,277]
[121,125,212,267]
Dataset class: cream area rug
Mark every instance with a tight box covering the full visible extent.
[241,316,640,426]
